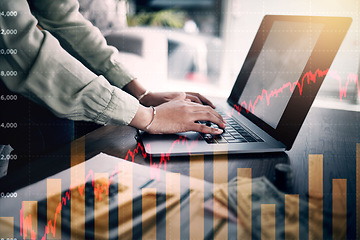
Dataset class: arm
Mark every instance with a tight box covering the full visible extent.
[1,0,224,134]
[29,0,135,89]
[29,0,217,108]
[0,0,139,125]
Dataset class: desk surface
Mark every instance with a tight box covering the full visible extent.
[1,106,359,238]
[83,106,359,194]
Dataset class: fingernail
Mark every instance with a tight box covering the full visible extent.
[221,123,226,128]
[215,128,223,134]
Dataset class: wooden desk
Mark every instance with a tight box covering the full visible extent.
[83,106,359,239]
[83,106,358,194]
[1,106,359,239]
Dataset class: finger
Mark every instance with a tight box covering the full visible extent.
[186,92,215,108]
[165,92,186,101]
[190,122,224,135]
[190,105,225,124]
[192,110,226,129]
[185,94,202,105]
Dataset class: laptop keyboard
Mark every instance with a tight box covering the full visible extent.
[200,111,263,144]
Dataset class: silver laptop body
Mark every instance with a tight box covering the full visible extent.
[140,15,352,157]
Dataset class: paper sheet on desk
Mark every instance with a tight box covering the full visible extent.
[37,153,184,239]
[30,153,212,240]
[3,153,215,239]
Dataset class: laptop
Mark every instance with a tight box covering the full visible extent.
[140,15,352,157]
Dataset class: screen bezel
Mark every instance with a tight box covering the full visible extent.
[227,15,352,150]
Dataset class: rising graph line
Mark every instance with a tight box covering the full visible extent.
[19,136,201,240]
[125,136,201,179]
[20,203,36,240]
[20,165,123,240]
[18,68,359,240]
[233,69,359,115]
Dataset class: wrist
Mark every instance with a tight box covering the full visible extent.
[145,106,156,131]
[123,78,147,100]
[139,91,154,107]
[129,105,154,131]
[138,90,150,102]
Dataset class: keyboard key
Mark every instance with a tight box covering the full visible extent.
[214,136,227,144]
[223,135,235,141]
[234,127,245,131]
[254,136,264,142]
[199,112,264,144]
[241,133,251,138]
[231,133,244,139]
[223,132,232,137]
[243,136,257,142]
[227,138,247,143]
[203,135,216,144]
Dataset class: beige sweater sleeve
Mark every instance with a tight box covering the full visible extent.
[0,0,139,125]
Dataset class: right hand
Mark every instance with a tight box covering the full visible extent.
[130,97,225,135]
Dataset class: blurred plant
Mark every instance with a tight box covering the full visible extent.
[127,9,186,28]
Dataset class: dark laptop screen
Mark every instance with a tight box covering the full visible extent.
[237,20,324,128]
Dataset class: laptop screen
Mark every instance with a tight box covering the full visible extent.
[237,20,324,129]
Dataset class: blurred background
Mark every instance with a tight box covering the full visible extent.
[79,0,360,110]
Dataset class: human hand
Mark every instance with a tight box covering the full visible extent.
[140,91,216,108]
[148,100,224,134]
[133,94,225,134]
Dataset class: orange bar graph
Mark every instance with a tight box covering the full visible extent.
[166,172,181,239]
[261,204,276,240]
[22,201,37,239]
[213,152,228,239]
[70,137,85,239]
[332,179,347,239]
[94,173,109,239]
[47,179,62,239]
[118,162,133,239]
[213,153,229,184]
[308,154,323,239]
[237,168,252,179]
[0,217,14,238]
[285,194,299,240]
[142,188,157,239]
[189,155,205,240]
[189,154,205,180]
[237,168,252,240]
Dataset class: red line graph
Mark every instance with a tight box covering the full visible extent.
[20,203,36,240]
[328,70,359,101]
[20,165,124,240]
[18,68,359,239]
[125,136,201,179]
[233,69,359,115]
[19,137,201,240]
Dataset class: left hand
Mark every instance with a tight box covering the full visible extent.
[140,91,216,108]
